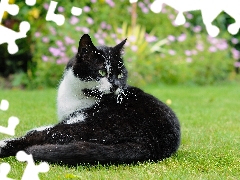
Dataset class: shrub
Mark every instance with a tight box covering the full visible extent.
[0,0,238,88]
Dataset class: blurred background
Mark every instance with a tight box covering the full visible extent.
[0,0,239,89]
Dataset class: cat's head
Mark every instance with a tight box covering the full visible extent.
[66,34,128,97]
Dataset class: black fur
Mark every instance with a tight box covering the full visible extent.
[0,34,180,165]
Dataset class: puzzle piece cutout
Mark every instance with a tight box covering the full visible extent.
[25,0,36,6]
[0,99,9,111]
[0,0,31,54]
[0,99,19,136]
[150,0,240,37]
[0,0,19,23]
[0,116,19,136]
[129,0,138,3]
[0,0,83,54]
[71,6,82,16]
[46,1,65,26]
[0,21,30,54]
[16,151,50,180]
[0,163,14,180]
[46,1,82,25]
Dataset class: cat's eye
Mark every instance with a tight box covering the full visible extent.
[118,73,123,79]
[99,70,107,77]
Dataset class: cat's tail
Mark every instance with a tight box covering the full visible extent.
[25,142,152,165]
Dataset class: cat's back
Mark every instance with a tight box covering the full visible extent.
[83,86,180,160]
[99,86,179,125]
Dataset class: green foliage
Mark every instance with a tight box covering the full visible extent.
[0,1,239,88]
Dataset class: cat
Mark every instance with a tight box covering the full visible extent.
[0,34,181,165]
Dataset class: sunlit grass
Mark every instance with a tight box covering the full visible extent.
[0,84,239,179]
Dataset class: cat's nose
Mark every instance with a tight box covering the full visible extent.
[109,79,120,92]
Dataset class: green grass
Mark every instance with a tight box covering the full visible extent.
[0,84,239,179]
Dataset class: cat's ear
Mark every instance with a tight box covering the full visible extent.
[113,38,127,55]
[77,34,97,61]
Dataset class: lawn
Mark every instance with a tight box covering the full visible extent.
[0,84,239,179]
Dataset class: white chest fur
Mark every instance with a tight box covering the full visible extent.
[57,69,98,122]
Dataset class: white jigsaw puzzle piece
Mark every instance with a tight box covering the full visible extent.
[0,116,19,136]
[25,0,36,6]
[16,151,50,180]
[0,21,30,54]
[0,99,9,111]
[129,0,138,3]
[71,6,82,16]
[0,0,19,22]
[150,0,240,37]
[0,163,15,180]
[0,0,31,54]
[46,0,65,26]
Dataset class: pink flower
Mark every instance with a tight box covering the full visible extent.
[59,52,66,57]
[70,16,79,25]
[167,35,175,42]
[60,46,66,51]
[86,17,94,25]
[196,43,204,51]
[43,3,49,10]
[168,50,176,55]
[71,46,78,54]
[186,13,193,19]
[49,27,56,35]
[83,6,91,12]
[58,6,65,13]
[42,55,48,62]
[234,62,240,67]
[106,24,112,30]
[34,32,41,38]
[129,35,136,42]
[138,2,145,8]
[192,26,202,33]
[207,36,218,45]
[98,39,105,45]
[209,46,217,52]
[56,40,63,47]
[64,36,75,45]
[231,48,240,60]
[94,33,100,39]
[42,37,49,43]
[185,50,192,56]
[111,33,116,38]
[100,22,107,29]
[231,38,239,45]
[142,7,149,14]
[49,47,61,57]
[131,45,138,52]
[106,0,115,7]
[161,4,167,13]
[57,57,68,64]
[184,22,190,28]
[145,34,157,43]
[75,26,82,31]
[117,28,122,34]
[115,39,122,44]
[82,27,90,34]
[177,34,186,42]
[168,14,175,20]
[216,40,228,50]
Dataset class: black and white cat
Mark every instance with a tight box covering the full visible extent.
[0,34,181,165]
